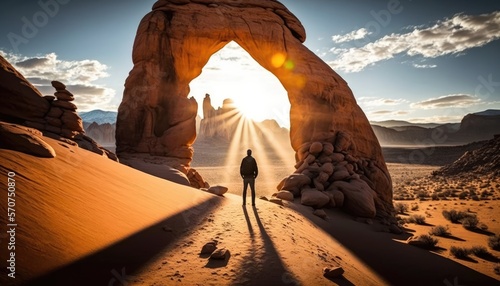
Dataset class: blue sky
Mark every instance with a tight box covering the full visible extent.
[1,0,499,127]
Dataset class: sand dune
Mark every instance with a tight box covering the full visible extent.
[1,136,499,285]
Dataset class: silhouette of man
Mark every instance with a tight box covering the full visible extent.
[240,149,258,206]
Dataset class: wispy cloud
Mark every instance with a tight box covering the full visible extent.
[329,11,500,72]
[413,63,437,69]
[358,97,409,106]
[332,28,371,43]
[0,51,114,110]
[411,94,481,109]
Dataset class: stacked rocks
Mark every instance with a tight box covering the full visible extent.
[46,81,84,139]
[277,133,382,218]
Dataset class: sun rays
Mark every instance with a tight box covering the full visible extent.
[220,108,295,194]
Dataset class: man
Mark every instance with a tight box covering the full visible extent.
[240,149,258,206]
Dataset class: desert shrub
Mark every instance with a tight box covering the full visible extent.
[442,210,469,223]
[495,264,500,275]
[407,215,426,225]
[488,234,500,251]
[471,195,480,201]
[414,234,439,249]
[462,215,479,230]
[479,223,489,231]
[394,202,408,214]
[458,191,468,200]
[431,193,439,200]
[470,245,491,258]
[411,203,419,211]
[450,246,471,259]
[429,225,451,237]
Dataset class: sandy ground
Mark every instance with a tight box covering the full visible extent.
[0,136,499,285]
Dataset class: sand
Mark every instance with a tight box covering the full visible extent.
[0,136,499,285]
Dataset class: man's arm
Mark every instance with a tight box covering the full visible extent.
[240,159,244,178]
[253,159,258,178]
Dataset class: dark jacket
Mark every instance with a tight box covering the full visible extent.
[240,155,258,178]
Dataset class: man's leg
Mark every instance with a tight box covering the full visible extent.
[250,178,256,206]
[242,178,249,205]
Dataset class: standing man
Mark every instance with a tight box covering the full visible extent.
[240,149,258,206]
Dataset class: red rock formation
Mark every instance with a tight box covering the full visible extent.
[116,0,393,216]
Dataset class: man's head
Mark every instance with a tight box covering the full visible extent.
[247,149,252,156]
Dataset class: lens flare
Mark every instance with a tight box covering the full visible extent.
[271,53,287,68]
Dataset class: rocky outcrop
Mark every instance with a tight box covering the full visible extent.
[0,122,56,158]
[433,135,500,177]
[116,0,392,215]
[199,95,238,140]
[0,55,117,161]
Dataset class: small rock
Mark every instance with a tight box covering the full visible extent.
[313,209,327,219]
[201,242,217,254]
[43,95,56,102]
[323,266,344,278]
[209,248,229,260]
[208,185,228,196]
[269,198,283,205]
[259,196,269,201]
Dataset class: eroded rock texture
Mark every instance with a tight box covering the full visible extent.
[116,0,393,216]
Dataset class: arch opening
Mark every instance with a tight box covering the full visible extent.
[189,41,295,194]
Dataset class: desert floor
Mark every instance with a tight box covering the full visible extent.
[1,136,498,285]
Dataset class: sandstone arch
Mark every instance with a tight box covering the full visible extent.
[116,0,393,217]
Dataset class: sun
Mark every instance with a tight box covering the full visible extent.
[232,97,268,121]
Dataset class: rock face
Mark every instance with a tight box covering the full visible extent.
[116,0,392,216]
[433,135,500,177]
[0,122,56,158]
[0,55,117,161]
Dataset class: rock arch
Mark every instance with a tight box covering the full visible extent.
[116,0,393,217]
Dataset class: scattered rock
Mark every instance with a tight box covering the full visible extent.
[269,198,283,206]
[313,209,327,219]
[201,242,217,254]
[259,196,269,201]
[323,266,344,278]
[209,248,229,260]
[208,185,228,196]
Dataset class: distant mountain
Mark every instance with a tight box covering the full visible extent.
[79,110,117,125]
[373,110,500,146]
[369,120,442,129]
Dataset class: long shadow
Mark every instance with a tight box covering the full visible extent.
[288,204,499,286]
[27,197,221,286]
[234,206,300,285]
[440,234,466,242]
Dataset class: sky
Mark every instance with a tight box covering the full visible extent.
[1,0,499,128]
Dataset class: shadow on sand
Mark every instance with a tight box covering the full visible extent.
[288,204,499,286]
[27,197,221,286]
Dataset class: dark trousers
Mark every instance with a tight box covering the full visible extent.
[242,177,256,205]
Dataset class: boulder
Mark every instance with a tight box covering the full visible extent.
[300,189,329,209]
[322,143,334,155]
[276,190,294,201]
[52,100,77,111]
[309,141,323,154]
[61,111,84,132]
[331,179,377,218]
[0,122,55,158]
[281,173,311,191]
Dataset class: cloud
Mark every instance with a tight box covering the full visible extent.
[1,51,114,110]
[332,28,371,43]
[329,11,500,72]
[408,115,463,123]
[413,64,437,69]
[358,97,408,106]
[411,94,481,109]
[370,110,409,116]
